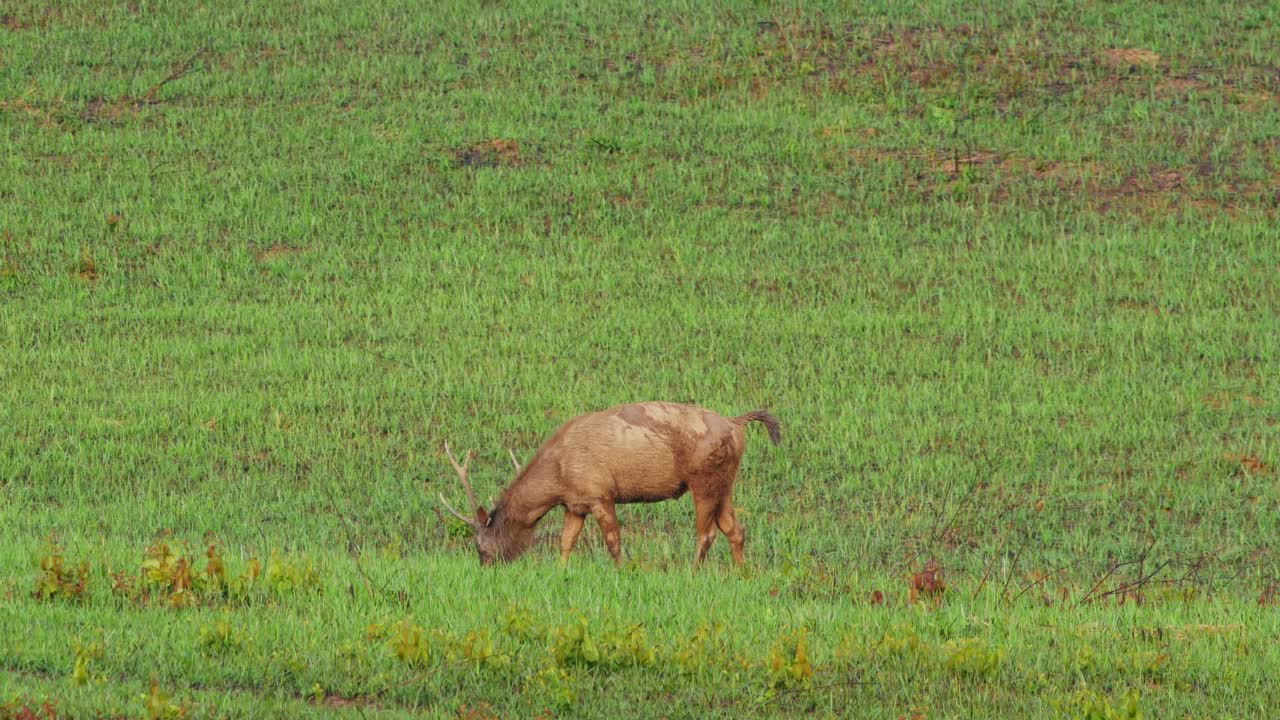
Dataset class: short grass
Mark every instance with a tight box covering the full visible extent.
[1,0,1278,717]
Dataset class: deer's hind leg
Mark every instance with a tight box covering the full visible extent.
[691,494,720,566]
[590,502,622,567]
[691,457,743,567]
[716,503,745,566]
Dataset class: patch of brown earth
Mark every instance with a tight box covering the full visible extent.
[254,244,304,263]
[455,139,522,168]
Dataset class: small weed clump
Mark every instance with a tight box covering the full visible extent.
[1056,686,1143,720]
[32,540,88,603]
[765,629,814,690]
[879,623,926,659]
[139,542,198,608]
[70,638,103,686]
[908,560,947,606]
[34,537,319,610]
[457,629,511,669]
[139,680,187,719]
[264,551,320,596]
[197,616,245,656]
[549,615,655,669]
[942,637,1005,677]
[672,621,732,677]
[524,664,577,708]
[0,697,58,720]
[377,619,432,667]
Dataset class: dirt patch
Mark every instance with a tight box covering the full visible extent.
[454,139,522,168]
[0,98,59,128]
[235,448,273,472]
[847,145,1277,216]
[324,694,378,710]
[857,147,1104,181]
[0,14,27,30]
[80,97,137,124]
[1236,91,1279,112]
[1102,48,1161,71]
[1153,76,1211,96]
[72,252,98,282]
[1223,453,1270,476]
[78,52,207,124]
[254,244,304,263]
[930,151,1002,175]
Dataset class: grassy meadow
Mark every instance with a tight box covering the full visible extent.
[1,0,1278,716]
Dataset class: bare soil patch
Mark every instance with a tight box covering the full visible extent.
[455,139,522,168]
[1101,48,1162,71]
[254,244,304,263]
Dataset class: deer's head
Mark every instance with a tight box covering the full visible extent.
[437,443,522,565]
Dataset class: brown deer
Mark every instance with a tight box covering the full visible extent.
[437,401,780,567]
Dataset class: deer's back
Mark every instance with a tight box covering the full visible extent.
[549,402,745,504]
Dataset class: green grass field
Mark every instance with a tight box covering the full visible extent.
[2,0,1278,717]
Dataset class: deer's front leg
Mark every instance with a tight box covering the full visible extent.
[590,503,622,567]
[560,511,586,564]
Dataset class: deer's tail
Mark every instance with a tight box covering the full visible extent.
[733,410,780,446]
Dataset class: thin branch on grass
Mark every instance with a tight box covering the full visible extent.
[1077,562,1120,607]
[1091,559,1174,604]
[1011,560,1077,605]
[430,506,448,539]
[937,491,976,549]
[374,661,454,696]
[772,15,800,69]
[140,48,208,104]
[320,480,381,601]
[969,496,1030,600]
[997,532,1030,604]
[971,523,1012,600]
[1077,536,1159,606]
[924,473,954,542]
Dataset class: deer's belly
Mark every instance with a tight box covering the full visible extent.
[613,478,687,504]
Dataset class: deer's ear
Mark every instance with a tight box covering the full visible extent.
[475,507,490,526]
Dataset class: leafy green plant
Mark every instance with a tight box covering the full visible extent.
[197,616,245,656]
[673,621,726,676]
[879,623,925,658]
[1059,686,1143,720]
[265,551,320,596]
[139,680,187,719]
[459,629,511,669]
[140,542,196,608]
[525,663,576,708]
[502,602,540,641]
[32,540,88,603]
[942,637,1005,677]
[384,619,431,667]
[765,629,814,689]
[70,638,102,686]
[548,615,658,670]
[550,616,603,667]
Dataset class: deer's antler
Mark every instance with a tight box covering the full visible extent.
[439,441,480,527]
[438,493,477,527]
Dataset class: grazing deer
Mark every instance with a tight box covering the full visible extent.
[437,401,780,567]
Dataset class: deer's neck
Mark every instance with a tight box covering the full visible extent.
[489,458,562,560]
[496,459,562,527]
